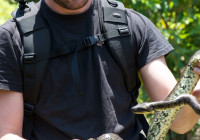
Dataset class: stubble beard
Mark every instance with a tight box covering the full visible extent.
[53,0,89,10]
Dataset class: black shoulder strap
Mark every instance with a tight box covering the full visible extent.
[98,0,140,93]
[98,0,149,136]
[12,1,51,139]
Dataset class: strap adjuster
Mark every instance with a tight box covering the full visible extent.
[84,36,100,47]
[24,103,34,117]
[118,27,129,35]
[24,53,36,63]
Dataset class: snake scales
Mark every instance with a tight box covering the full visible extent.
[90,50,200,140]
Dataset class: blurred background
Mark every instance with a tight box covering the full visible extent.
[1,0,200,139]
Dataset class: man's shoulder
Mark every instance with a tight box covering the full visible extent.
[0,19,18,38]
[125,8,149,29]
[0,19,22,49]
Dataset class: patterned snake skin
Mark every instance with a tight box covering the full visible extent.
[88,133,123,140]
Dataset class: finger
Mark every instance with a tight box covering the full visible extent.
[197,61,200,68]
[193,67,200,74]
[192,89,200,101]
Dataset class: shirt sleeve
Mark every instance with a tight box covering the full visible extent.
[0,20,23,92]
[127,9,174,70]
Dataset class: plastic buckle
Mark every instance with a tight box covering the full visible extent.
[24,53,36,63]
[24,103,34,117]
[84,36,100,47]
[118,27,129,35]
[15,0,28,10]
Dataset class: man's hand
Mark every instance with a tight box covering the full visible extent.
[0,134,25,140]
[193,63,200,100]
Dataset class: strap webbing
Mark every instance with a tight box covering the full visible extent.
[71,42,85,96]
[137,114,149,136]
[13,1,50,139]
[99,0,149,135]
[21,27,130,64]
[84,27,129,47]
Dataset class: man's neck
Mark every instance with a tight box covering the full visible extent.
[44,0,93,15]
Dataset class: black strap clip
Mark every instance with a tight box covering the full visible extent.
[15,0,28,10]
[24,53,36,64]
[118,27,129,36]
[84,35,101,47]
[15,0,26,5]
[24,103,34,117]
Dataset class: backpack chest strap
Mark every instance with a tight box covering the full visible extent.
[84,27,130,47]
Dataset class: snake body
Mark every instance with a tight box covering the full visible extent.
[88,133,123,140]
[132,50,200,140]
[132,94,200,114]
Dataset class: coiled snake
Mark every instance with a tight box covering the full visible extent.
[90,50,200,140]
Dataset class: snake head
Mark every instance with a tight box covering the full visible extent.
[131,103,154,114]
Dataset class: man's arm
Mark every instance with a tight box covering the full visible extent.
[0,90,25,140]
[139,56,176,101]
[139,56,200,134]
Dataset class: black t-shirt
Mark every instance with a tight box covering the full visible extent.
[0,0,173,139]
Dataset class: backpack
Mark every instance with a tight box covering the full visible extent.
[12,0,148,139]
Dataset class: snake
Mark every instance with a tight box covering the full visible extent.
[88,133,123,140]
[89,50,200,140]
[132,50,200,140]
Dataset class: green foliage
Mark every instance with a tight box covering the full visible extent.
[0,0,17,25]
[124,0,200,78]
